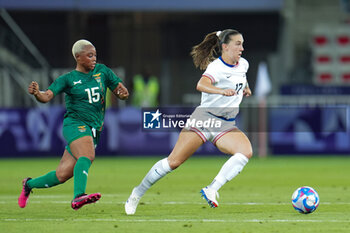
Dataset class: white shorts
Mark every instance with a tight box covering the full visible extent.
[184,108,237,144]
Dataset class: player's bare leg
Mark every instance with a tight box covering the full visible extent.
[167,129,204,169]
[201,128,252,208]
[215,128,252,157]
[56,149,76,182]
[125,129,204,215]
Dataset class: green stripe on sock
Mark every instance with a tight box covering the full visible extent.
[73,156,92,199]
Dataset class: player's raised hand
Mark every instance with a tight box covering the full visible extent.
[28,81,39,96]
[115,83,129,100]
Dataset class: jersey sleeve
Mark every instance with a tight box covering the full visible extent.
[104,66,122,91]
[202,63,217,84]
[47,74,68,96]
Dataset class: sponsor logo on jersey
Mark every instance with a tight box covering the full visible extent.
[73,80,82,85]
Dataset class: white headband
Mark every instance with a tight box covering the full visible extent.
[216,31,222,37]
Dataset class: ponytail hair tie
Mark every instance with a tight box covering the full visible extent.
[216,31,222,37]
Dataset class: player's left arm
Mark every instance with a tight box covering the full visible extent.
[112,82,129,100]
[104,65,129,100]
[243,81,252,97]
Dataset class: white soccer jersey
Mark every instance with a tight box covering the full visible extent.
[199,56,249,119]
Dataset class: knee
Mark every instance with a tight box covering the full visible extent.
[237,146,253,160]
[167,158,183,170]
[244,147,253,159]
[56,171,72,183]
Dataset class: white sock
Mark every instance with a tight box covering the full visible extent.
[208,153,249,191]
[133,158,172,197]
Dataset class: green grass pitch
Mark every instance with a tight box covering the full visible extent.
[0,156,350,233]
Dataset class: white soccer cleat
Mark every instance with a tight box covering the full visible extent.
[200,187,219,208]
[125,188,141,215]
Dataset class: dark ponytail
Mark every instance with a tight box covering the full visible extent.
[190,32,219,70]
[190,29,241,70]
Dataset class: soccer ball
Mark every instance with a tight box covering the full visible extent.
[291,186,319,214]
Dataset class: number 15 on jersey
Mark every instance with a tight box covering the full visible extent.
[85,87,100,103]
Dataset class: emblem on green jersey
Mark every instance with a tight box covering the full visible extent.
[78,125,87,132]
[94,73,101,83]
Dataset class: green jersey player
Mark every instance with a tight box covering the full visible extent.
[18,39,129,210]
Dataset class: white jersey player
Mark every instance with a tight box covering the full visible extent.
[125,29,253,214]
[187,56,249,143]
[201,56,249,110]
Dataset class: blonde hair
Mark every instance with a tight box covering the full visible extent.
[72,39,94,59]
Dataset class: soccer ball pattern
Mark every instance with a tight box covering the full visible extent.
[292,186,319,214]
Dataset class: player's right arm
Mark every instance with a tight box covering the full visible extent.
[28,81,54,103]
[196,76,236,96]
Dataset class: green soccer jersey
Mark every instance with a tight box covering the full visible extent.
[48,63,122,130]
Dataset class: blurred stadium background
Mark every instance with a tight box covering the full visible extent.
[0,0,350,158]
